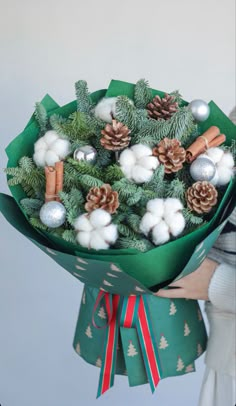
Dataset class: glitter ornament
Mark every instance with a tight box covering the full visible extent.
[73,145,97,163]
[188,99,210,122]
[190,156,216,182]
[39,201,66,228]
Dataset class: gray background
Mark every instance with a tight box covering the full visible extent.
[0,0,235,405]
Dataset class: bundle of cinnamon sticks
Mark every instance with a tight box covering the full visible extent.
[186,126,225,163]
[45,161,64,202]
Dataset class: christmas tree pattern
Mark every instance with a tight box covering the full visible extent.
[159,334,169,350]
[96,357,102,368]
[197,309,203,321]
[197,343,203,356]
[85,324,93,338]
[185,364,194,373]
[176,356,185,372]
[127,341,138,357]
[169,300,177,315]
[75,342,81,355]
[184,321,191,336]
[98,306,107,319]
[82,292,86,304]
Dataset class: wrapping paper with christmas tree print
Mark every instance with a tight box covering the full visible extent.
[0,80,235,395]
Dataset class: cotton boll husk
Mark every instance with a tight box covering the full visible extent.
[44,150,60,166]
[74,214,93,232]
[216,166,234,185]
[33,150,46,167]
[164,198,183,215]
[219,152,234,168]
[131,165,153,183]
[43,130,59,146]
[152,221,170,245]
[131,144,152,159]
[147,199,165,217]
[138,156,159,170]
[90,209,111,228]
[140,212,161,236]
[166,212,185,237]
[205,147,224,164]
[90,231,109,250]
[98,224,118,244]
[34,137,48,151]
[76,231,91,248]
[94,97,117,123]
[119,148,136,167]
[50,138,71,159]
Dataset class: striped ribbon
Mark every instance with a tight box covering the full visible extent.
[95,292,162,397]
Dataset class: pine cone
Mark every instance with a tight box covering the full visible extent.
[147,94,178,120]
[100,119,131,151]
[153,138,186,174]
[186,181,218,214]
[85,184,119,214]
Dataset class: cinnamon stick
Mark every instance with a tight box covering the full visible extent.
[186,126,220,163]
[208,134,226,148]
[45,166,56,202]
[55,161,64,202]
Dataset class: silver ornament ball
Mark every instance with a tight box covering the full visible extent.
[188,99,210,122]
[73,145,97,163]
[190,157,216,182]
[40,201,66,228]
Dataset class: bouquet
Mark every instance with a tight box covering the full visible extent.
[1,79,235,397]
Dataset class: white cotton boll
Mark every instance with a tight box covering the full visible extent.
[98,224,118,244]
[206,147,224,164]
[50,138,71,159]
[140,212,161,236]
[147,199,165,217]
[43,130,59,146]
[120,165,133,179]
[219,152,234,169]
[34,137,48,151]
[94,97,117,123]
[152,221,170,246]
[76,231,91,248]
[131,144,152,159]
[44,150,60,166]
[164,198,183,215]
[166,212,185,237]
[216,166,234,186]
[131,165,153,183]
[119,148,136,167]
[90,231,109,250]
[138,156,159,170]
[90,209,111,228]
[74,214,93,232]
[33,150,46,167]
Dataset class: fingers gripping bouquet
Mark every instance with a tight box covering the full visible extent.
[1,79,235,397]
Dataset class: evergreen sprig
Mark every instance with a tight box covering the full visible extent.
[115,96,148,132]
[134,79,153,109]
[35,102,48,134]
[75,80,93,113]
[20,198,43,216]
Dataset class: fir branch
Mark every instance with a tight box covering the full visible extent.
[63,164,82,191]
[103,164,124,183]
[228,139,236,162]
[34,102,48,134]
[59,189,84,226]
[75,80,93,113]
[117,223,138,239]
[112,178,139,201]
[50,112,94,142]
[116,237,154,252]
[127,188,143,206]
[67,158,101,179]
[169,90,183,105]
[92,137,113,167]
[166,179,186,203]
[144,165,166,197]
[168,107,195,143]
[49,114,67,137]
[134,79,153,108]
[126,213,142,233]
[30,217,48,231]
[132,118,170,146]
[79,174,104,189]
[182,208,203,226]
[62,229,77,244]
[20,198,43,216]
[115,96,148,132]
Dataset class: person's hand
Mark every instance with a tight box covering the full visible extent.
[155,258,218,300]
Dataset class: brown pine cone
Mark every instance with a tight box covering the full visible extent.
[186,181,218,214]
[153,138,186,174]
[85,184,119,214]
[147,93,178,120]
[100,119,131,151]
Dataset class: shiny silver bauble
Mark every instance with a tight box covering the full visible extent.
[73,145,97,163]
[39,201,66,228]
[188,99,210,122]
[190,156,216,182]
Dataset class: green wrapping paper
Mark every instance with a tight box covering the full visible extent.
[1,79,235,394]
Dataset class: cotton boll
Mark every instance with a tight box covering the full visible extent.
[166,212,185,237]
[119,148,136,167]
[152,221,170,245]
[140,212,161,236]
[216,166,234,186]
[43,130,59,146]
[206,147,224,164]
[131,165,153,183]
[146,199,165,217]
[50,138,71,159]
[138,156,159,170]
[90,209,111,228]
[219,152,234,169]
[164,198,183,215]
[76,231,91,248]
[90,231,109,250]
[98,224,118,244]
[33,150,46,167]
[74,214,93,232]
[34,137,48,151]
[44,150,60,166]
[120,165,133,179]
[131,144,152,159]
[94,97,117,123]
[210,170,219,186]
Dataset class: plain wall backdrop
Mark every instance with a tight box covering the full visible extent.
[0,1,235,405]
